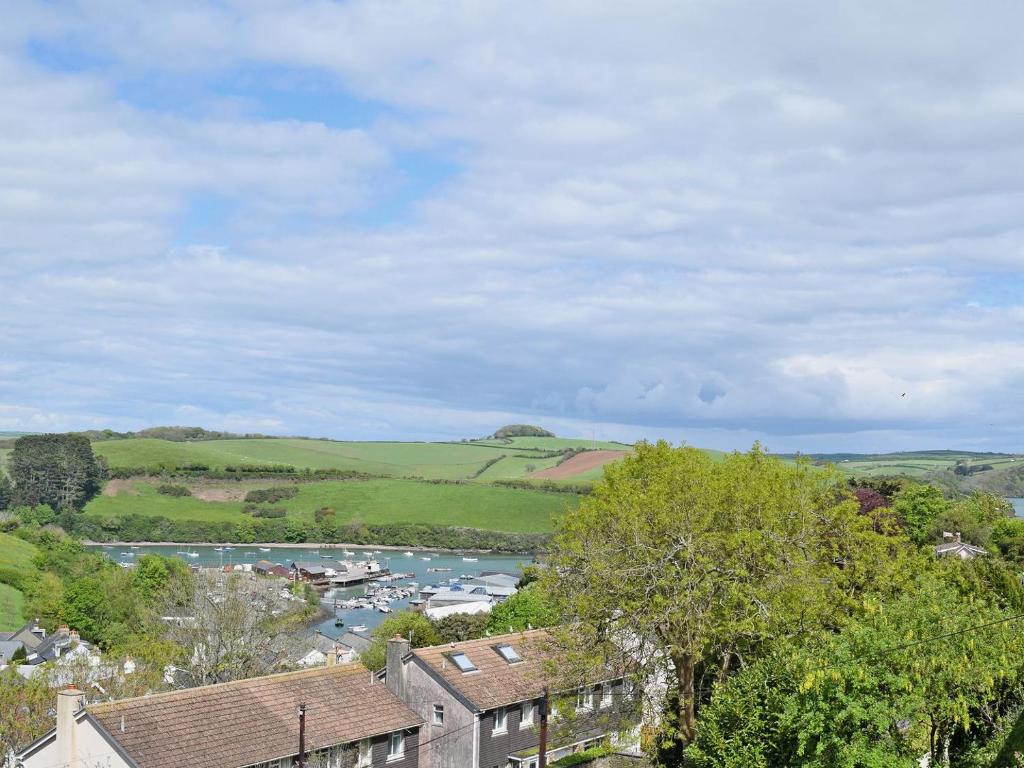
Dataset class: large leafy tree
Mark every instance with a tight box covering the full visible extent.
[688,572,1024,767]
[9,434,102,512]
[545,442,919,748]
[360,610,441,671]
[891,484,949,546]
[486,584,558,634]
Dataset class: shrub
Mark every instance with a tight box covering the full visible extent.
[252,507,286,519]
[156,484,192,497]
[314,507,335,523]
[244,486,299,504]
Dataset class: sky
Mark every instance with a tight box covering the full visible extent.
[2,1,1024,453]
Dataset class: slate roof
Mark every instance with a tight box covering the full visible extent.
[410,629,556,711]
[87,663,422,768]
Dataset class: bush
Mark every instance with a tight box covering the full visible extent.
[156,484,191,497]
[252,507,287,519]
[314,507,335,523]
[244,486,299,504]
[550,745,610,766]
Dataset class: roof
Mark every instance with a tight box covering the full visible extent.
[339,632,371,653]
[0,640,22,662]
[410,629,555,711]
[935,540,988,558]
[87,663,422,768]
[424,601,493,620]
[291,563,327,574]
[253,560,276,570]
[470,573,520,589]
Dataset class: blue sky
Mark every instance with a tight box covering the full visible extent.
[2,0,1024,452]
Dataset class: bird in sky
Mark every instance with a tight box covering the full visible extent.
[900,392,906,398]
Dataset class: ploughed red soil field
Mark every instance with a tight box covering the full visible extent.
[529,450,629,479]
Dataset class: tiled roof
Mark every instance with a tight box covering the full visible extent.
[88,664,422,768]
[411,629,556,711]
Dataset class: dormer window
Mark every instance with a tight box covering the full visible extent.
[449,652,477,672]
[494,644,523,664]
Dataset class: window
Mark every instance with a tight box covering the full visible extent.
[576,687,593,711]
[449,652,477,672]
[387,732,405,761]
[600,682,613,708]
[493,706,508,734]
[356,738,372,767]
[433,704,445,725]
[521,700,535,726]
[494,643,523,663]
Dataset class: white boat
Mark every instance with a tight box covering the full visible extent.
[120,552,134,557]
[213,547,224,552]
[462,557,478,562]
[259,547,271,552]
[403,551,414,557]
[350,625,368,633]
[223,546,234,551]
[377,605,392,613]
[421,556,431,561]
[187,552,199,559]
[343,550,355,556]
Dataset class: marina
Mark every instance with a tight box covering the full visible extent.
[88,543,532,637]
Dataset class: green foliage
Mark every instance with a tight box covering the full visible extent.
[0,473,12,511]
[549,745,610,766]
[252,507,287,519]
[547,441,921,748]
[891,484,950,545]
[493,425,556,438]
[432,611,490,643]
[10,434,103,511]
[314,506,335,523]
[486,585,558,634]
[244,486,299,503]
[688,573,1024,767]
[931,491,1013,546]
[156,483,191,497]
[360,611,441,671]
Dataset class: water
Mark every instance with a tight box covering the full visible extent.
[1009,498,1024,517]
[87,544,532,637]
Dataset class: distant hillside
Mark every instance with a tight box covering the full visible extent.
[491,424,555,439]
[76,426,279,442]
[782,450,1024,495]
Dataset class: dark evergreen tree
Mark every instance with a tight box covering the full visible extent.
[10,434,102,511]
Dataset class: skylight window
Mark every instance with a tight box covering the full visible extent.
[450,652,477,672]
[495,644,523,663]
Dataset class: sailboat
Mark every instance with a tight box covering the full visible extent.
[259,547,271,553]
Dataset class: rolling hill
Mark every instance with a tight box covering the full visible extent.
[0,532,37,630]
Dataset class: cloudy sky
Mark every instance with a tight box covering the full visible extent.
[2,1,1023,452]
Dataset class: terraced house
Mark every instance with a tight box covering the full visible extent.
[17,664,421,768]
[383,629,635,768]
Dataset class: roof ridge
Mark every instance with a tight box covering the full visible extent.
[88,663,368,713]
[413,628,550,653]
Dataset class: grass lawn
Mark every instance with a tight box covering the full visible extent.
[0,532,36,630]
[0,532,37,570]
[0,583,24,631]
[470,454,563,481]
[85,478,575,533]
[95,438,516,480]
[470,436,631,451]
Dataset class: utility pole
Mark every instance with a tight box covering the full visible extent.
[538,687,549,768]
[297,703,307,768]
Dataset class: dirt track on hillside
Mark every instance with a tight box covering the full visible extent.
[529,450,629,479]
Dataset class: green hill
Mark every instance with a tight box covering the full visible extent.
[0,532,38,630]
[93,435,632,480]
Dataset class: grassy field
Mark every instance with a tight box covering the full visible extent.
[797,451,1024,479]
[93,435,637,482]
[0,584,25,631]
[0,532,38,630]
[85,477,575,533]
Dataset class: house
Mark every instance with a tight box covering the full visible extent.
[935,532,987,560]
[383,629,634,768]
[297,631,371,667]
[290,562,328,583]
[3,618,48,653]
[21,625,93,668]
[18,663,423,768]
[254,559,292,577]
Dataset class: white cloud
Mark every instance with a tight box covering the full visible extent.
[2,1,1024,451]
